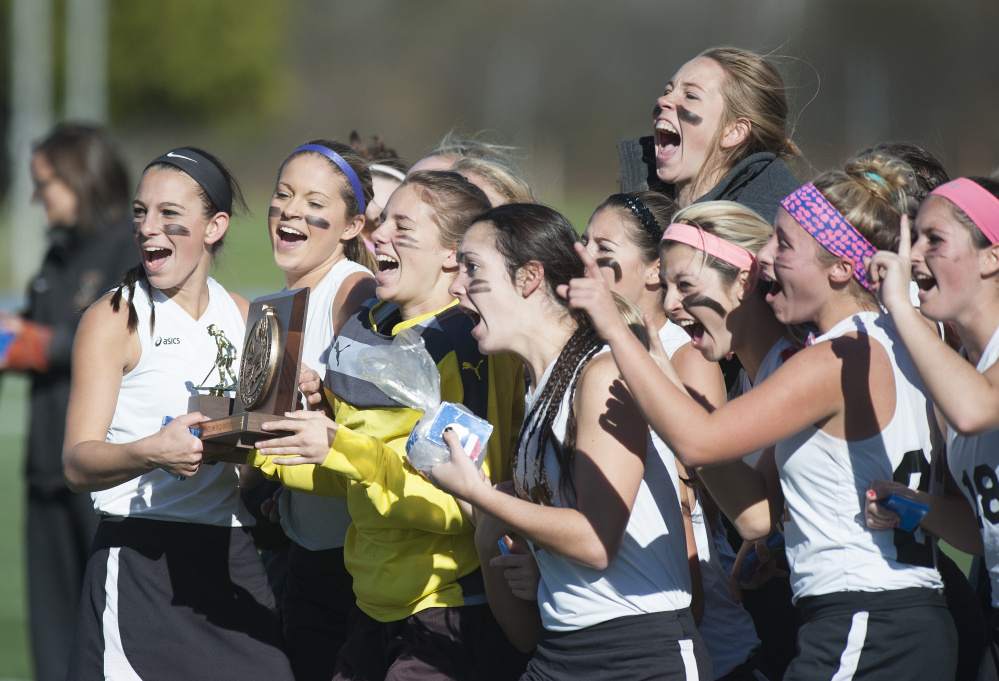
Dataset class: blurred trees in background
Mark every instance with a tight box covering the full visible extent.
[108,0,286,127]
[1,0,998,294]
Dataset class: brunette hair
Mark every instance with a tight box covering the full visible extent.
[111,147,244,335]
[33,123,130,237]
[398,170,491,249]
[280,139,376,272]
[596,190,677,263]
[857,142,949,219]
[475,203,602,506]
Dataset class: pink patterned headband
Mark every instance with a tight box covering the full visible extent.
[661,222,756,271]
[781,182,877,291]
[930,178,999,245]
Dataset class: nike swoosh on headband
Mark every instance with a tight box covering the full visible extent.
[166,151,197,163]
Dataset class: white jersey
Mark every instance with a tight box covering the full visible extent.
[661,321,759,676]
[94,277,252,527]
[948,324,999,607]
[691,495,760,679]
[739,336,794,467]
[521,347,692,632]
[280,258,371,550]
[775,311,942,601]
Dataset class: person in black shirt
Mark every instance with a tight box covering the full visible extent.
[0,123,137,681]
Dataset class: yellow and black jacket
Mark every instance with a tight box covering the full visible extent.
[249,299,525,622]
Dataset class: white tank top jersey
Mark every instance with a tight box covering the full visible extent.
[739,336,794,468]
[659,322,760,675]
[94,277,253,527]
[279,258,371,550]
[691,495,760,678]
[650,321,695,484]
[521,346,692,632]
[948,325,999,607]
[775,311,942,601]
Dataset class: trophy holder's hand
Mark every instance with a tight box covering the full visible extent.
[256,410,338,465]
[155,412,208,478]
[298,363,328,412]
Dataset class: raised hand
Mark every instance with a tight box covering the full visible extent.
[866,214,916,315]
[556,242,629,343]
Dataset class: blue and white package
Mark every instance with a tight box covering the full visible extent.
[354,329,493,472]
[405,401,493,472]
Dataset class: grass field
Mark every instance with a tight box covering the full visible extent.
[0,374,31,680]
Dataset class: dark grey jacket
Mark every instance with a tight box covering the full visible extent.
[20,221,138,491]
[617,136,801,223]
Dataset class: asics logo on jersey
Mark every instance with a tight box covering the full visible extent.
[155,336,181,346]
[333,340,351,364]
[166,151,197,163]
[462,360,484,380]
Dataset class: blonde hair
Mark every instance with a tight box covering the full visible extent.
[452,156,536,205]
[665,200,772,286]
[400,170,491,250]
[689,47,800,200]
[810,152,917,304]
[665,200,807,347]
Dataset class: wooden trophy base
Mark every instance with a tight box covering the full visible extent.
[188,394,292,464]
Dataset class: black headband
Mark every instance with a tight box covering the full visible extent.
[146,148,233,215]
[610,193,661,240]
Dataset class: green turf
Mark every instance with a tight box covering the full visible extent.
[0,373,32,680]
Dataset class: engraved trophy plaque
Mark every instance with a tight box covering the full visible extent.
[190,288,309,462]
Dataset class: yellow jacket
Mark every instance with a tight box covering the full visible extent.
[249,300,524,621]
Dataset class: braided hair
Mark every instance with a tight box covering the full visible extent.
[476,203,603,506]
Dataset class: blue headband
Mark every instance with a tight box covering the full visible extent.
[292,144,366,214]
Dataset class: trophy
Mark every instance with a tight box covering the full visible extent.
[189,288,309,462]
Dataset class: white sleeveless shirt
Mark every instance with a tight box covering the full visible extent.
[279,258,371,550]
[948,324,999,607]
[658,322,760,675]
[521,346,692,632]
[775,312,942,601]
[93,277,252,526]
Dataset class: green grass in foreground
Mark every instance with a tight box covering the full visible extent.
[0,373,32,680]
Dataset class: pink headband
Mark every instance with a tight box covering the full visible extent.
[661,222,756,271]
[781,182,877,291]
[930,178,999,245]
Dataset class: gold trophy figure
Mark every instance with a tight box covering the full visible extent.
[196,324,239,396]
[190,289,309,460]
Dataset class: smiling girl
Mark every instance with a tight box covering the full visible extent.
[564,153,958,680]
[247,171,529,680]
[265,140,377,680]
[622,47,800,224]
[866,176,999,677]
[430,203,711,680]
[62,148,293,679]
